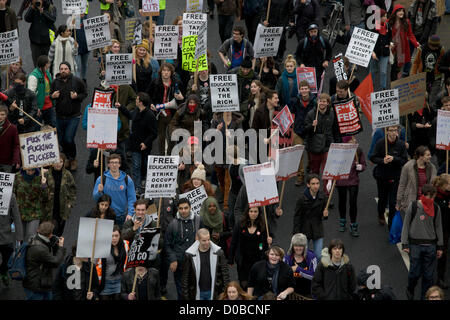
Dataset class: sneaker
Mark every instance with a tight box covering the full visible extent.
[350,223,359,237]
[339,219,346,232]
[70,159,78,171]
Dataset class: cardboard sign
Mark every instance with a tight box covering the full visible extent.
[179,185,208,216]
[253,24,283,58]
[86,108,118,149]
[186,0,204,12]
[322,143,358,180]
[210,74,240,112]
[296,67,317,93]
[371,89,399,129]
[19,129,60,170]
[0,29,20,66]
[391,72,426,115]
[145,156,180,198]
[0,172,14,216]
[62,0,87,15]
[436,109,450,150]
[126,227,161,268]
[84,15,112,51]
[125,18,142,46]
[91,88,115,109]
[194,21,207,61]
[272,105,294,136]
[275,145,305,181]
[154,25,179,60]
[105,54,133,85]
[243,162,279,207]
[345,27,378,68]
[76,218,114,259]
[333,97,363,136]
[333,53,348,81]
[141,0,160,15]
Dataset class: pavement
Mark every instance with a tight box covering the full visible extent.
[1,0,449,300]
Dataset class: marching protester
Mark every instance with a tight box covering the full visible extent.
[48,24,78,78]
[86,194,117,221]
[1,59,26,92]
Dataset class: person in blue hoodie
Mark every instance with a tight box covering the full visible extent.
[93,153,136,228]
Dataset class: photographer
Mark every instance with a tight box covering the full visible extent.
[122,199,157,243]
[24,0,57,67]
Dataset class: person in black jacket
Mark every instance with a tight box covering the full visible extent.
[247,245,295,300]
[6,72,38,134]
[24,0,57,67]
[289,0,320,42]
[311,239,356,300]
[121,266,161,300]
[50,61,87,171]
[355,269,396,300]
[370,125,408,230]
[116,92,157,194]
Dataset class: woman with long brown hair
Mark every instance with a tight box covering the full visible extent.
[218,281,254,300]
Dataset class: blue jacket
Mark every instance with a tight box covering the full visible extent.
[284,250,318,281]
[82,103,122,131]
[93,170,136,217]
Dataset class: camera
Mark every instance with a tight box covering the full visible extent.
[136,216,143,222]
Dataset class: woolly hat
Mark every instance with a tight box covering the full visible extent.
[136,39,150,52]
[241,57,253,69]
[191,164,206,181]
[428,35,440,47]
[287,233,308,258]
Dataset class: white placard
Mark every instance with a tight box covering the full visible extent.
[19,129,60,170]
[322,143,358,180]
[186,0,204,12]
[333,53,348,81]
[275,145,305,181]
[243,162,279,207]
[142,0,160,13]
[76,218,114,259]
[0,172,14,216]
[84,15,112,51]
[436,109,450,150]
[371,89,400,129]
[209,74,240,112]
[194,21,207,61]
[179,185,208,216]
[86,108,118,149]
[62,0,87,15]
[0,29,20,66]
[145,156,180,198]
[105,54,133,85]
[154,25,179,60]
[345,27,378,68]
[253,24,283,58]
[182,13,207,38]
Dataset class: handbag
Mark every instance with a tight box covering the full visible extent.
[389,210,403,244]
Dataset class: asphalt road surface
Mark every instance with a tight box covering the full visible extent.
[1,0,449,300]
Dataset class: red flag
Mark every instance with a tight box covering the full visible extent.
[354,73,373,123]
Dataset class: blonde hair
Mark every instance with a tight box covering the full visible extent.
[105,39,121,54]
[284,54,297,68]
[432,174,450,190]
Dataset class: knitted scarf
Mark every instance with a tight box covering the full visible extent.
[199,197,223,233]
[420,195,435,217]
[281,69,298,106]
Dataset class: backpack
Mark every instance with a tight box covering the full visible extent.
[7,242,29,281]
[303,35,326,51]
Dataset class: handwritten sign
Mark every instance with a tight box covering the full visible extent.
[105,54,133,85]
[0,172,14,216]
[86,107,118,149]
[272,105,294,136]
[62,0,87,15]
[84,15,112,51]
[371,89,399,129]
[154,25,179,60]
[391,72,426,115]
[210,74,240,112]
[253,24,283,58]
[243,162,279,207]
[141,0,160,15]
[179,185,208,216]
[322,143,358,180]
[436,109,450,150]
[145,156,179,198]
[0,29,20,66]
[19,129,60,169]
[332,97,363,136]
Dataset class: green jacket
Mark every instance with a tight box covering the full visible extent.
[42,168,77,221]
[13,171,46,222]
[28,67,52,110]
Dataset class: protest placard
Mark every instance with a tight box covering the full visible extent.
[0,29,20,66]
[179,185,208,216]
[126,227,161,269]
[62,0,87,15]
[333,53,348,81]
[322,143,358,180]
[19,129,60,169]
[182,13,208,72]
[436,109,450,151]
[253,24,283,58]
[243,162,279,207]
[84,15,112,51]
[86,108,118,149]
[371,89,399,129]
[345,27,378,68]
[182,13,207,37]
[141,0,160,15]
[186,0,204,12]
[91,88,115,108]
[270,111,294,150]
[209,74,240,112]
[105,54,133,85]
[275,145,305,181]
[272,105,294,136]
[66,12,82,30]
[76,217,114,259]
[296,67,317,93]
[332,97,363,136]
[145,156,179,199]
[194,21,207,61]
[0,172,14,216]
[125,18,142,46]
[154,25,179,60]
[391,72,426,115]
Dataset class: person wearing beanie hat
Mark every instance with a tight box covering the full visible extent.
[283,233,318,298]
[191,164,206,182]
[134,38,160,93]
[218,26,255,70]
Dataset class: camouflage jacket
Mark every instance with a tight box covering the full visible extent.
[42,168,77,221]
[13,171,46,222]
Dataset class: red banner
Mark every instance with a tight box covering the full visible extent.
[354,73,373,123]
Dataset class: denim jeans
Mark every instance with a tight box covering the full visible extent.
[56,116,80,160]
[407,244,437,300]
[75,52,89,80]
[310,238,323,260]
[370,55,389,90]
[40,107,56,128]
[199,290,212,300]
[173,263,183,300]
[446,0,450,13]
[218,15,235,43]
[131,151,145,193]
[24,288,52,300]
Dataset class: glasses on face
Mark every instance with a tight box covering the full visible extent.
[109,161,120,165]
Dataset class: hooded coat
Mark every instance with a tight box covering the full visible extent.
[293,188,327,240]
[169,94,208,136]
[390,4,419,66]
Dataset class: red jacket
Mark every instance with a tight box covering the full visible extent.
[390,4,419,66]
[0,119,20,166]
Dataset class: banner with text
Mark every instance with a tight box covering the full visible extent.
[86,108,118,149]
[19,129,60,169]
[84,15,112,51]
[179,185,208,216]
[154,25,179,60]
[0,172,14,216]
[275,145,305,181]
[272,105,294,136]
[126,227,161,268]
[0,29,20,66]
[253,24,283,58]
[333,97,363,136]
[62,0,87,15]
[194,21,207,61]
[145,156,179,199]
[125,18,142,46]
[182,13,208,72]
[105,54,133,85]
[210,74,240,112]
[436,109,450,150]
[141,0,160,15]
[91,88,115,108]
[323,143,358,180]
[333,53,348,81]
[243,162,279,207]
[345,27,378,68]
[296,67,317,93]
[186,0,204,12]
[391,72,426,115]
[371,89,399,129]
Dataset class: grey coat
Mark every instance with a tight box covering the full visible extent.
[0,194,24,245]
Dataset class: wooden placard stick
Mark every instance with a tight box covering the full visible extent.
[100,149,104,186]
[325,180,337,211]
[259,60,265,78]
[10,103,44,127]
[157,197,163,228]
[266,0,272,22]
[88,218,99,293]
[278,180,286,208]
[313,106,320,132]
[263,206,270,240]
[132,269,139,294]
[384,127,388,156]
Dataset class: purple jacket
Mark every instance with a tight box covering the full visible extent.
[336,148,367,187]
[283,250,318,281]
